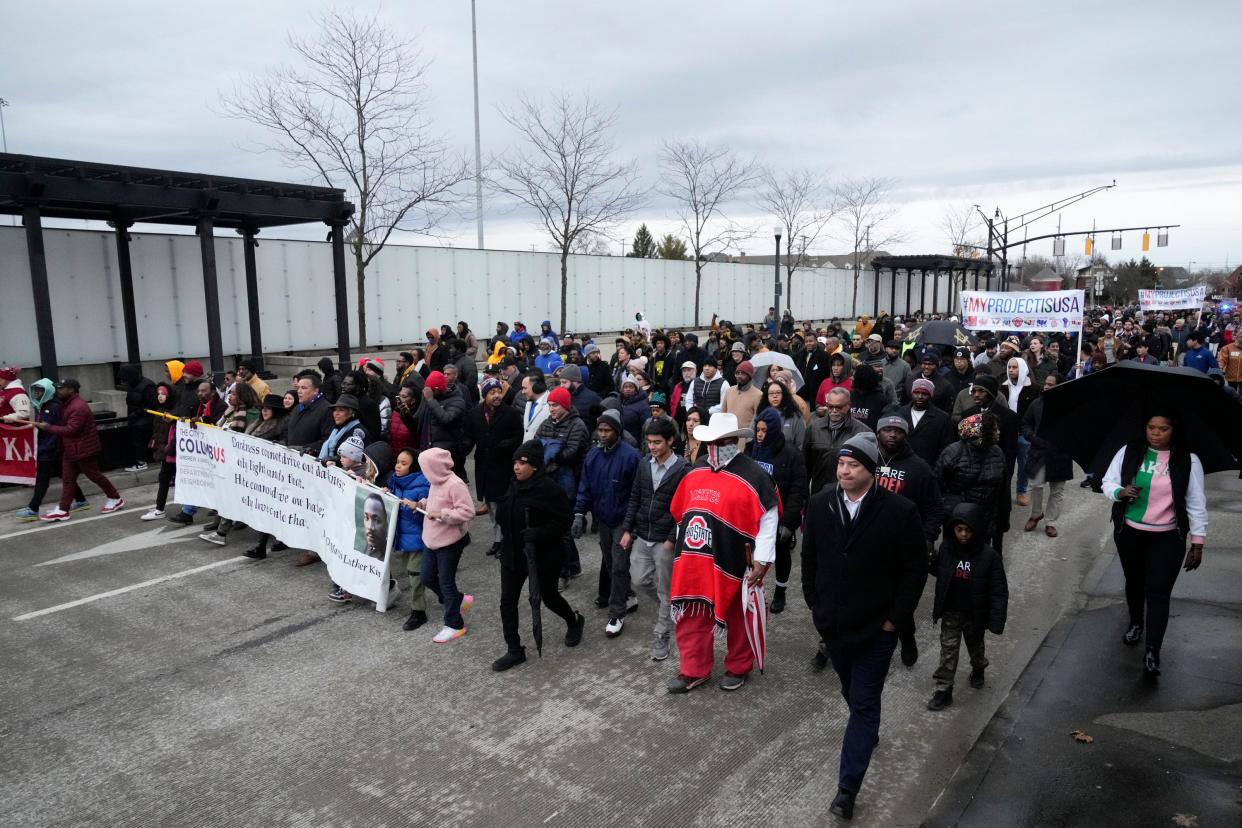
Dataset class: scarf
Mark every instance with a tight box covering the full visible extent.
[319,418,360,460]
[296,391,323,413]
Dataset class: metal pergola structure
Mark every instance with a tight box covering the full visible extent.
[870,254,996,318]
[0,153,355,381]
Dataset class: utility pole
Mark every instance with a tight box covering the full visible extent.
[470,1,485,249]
[0,98,14,226]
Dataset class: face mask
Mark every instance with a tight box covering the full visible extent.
[705,441,740,470]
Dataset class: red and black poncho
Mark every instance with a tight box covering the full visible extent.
[669,454,779,627]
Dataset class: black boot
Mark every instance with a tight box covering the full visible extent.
[565,611,585,647]
[969,667,985,689]
[829,788,855,820]
[770,586,786,614]
[402,610,428,632]
[487,542,500,557]
[492,648,527,672]
[242,546,267,560]
[1122,623,1143,646]
[927,688,953,711]
[811,641,829,672]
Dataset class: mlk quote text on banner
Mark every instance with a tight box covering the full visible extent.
[173,422,397,608]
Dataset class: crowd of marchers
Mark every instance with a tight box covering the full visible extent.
[2,298,1233,822]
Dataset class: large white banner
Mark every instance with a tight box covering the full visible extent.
[1138,285,1207,312]
[174,422,397,608]
[959,289,1085,333]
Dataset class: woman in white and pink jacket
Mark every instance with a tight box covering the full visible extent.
[416,448,477,643]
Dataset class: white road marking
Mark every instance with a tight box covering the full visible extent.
[36,524,201,566]
[0,507,153,542]
[13,557,246,621]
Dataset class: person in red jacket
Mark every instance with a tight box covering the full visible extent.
[36,379,125,521]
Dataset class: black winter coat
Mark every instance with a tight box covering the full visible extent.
[750,442,808,533]
[1021,397,1072,483]
[118,364,157,428]
[495,470,573,570]
[461,402,524,501]
[285,396,333,454]
[897,403,955,470]
[413,386,468,453]
[931,504,1008,633]
[802,484,928,645]
[877,442,947,542]
[585,360,614,397]
[622,453,690,543]
[935,439,1006,536]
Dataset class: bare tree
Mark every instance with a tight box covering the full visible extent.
[941,202,985,257]
[834,177,904,316]
[221,9,471,349]
[758,167,838,312]
[659,140,757,326]
[492,93,643,331]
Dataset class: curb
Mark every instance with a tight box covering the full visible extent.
[922,611,1079,827]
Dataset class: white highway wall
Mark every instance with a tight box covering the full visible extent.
[0,226,881,367]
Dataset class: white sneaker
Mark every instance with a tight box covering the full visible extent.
[605,616,625,638]
[432,625,466,644]
[101,498,126,514]
[124,463,148,472]
[198,532,227,546]
[39,509,71,522]
[140,509,165,521]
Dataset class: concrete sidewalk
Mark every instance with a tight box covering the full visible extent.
[925,473,1242,827]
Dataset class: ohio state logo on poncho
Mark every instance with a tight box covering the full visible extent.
[683,515,713,550]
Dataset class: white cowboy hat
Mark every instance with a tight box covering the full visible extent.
[692,412,754,443]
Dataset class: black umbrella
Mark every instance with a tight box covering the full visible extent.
[1038,361,1242,475]
[522,509,544,656]
[906,320,980,348]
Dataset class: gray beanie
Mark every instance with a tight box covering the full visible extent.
[838,432,879,474]
[338,431,366,463]
[876,415,909,434]
[597,409,623,432]
[557,364,583,384]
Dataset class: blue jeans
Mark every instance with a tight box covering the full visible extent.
[827,629,899,794]
[1015,435,1031,494]
[421,537,466,629]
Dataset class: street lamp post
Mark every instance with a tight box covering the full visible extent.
[470,1,485,249]
[0,98,14,226]
[773,225,782,318]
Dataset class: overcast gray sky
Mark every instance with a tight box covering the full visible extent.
[6,0,1241,273]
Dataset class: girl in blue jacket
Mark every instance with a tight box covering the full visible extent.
[386,448,432,631]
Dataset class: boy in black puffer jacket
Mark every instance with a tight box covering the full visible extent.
[927,502,1008,711]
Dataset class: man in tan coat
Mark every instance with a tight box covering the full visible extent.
[721,360,762,445]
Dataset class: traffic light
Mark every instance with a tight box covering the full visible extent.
[1085,236,1093,256]
[1142,231,1150,252]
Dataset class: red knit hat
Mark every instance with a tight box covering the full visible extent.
[425,371,448,393]
[0,366,19,383]
[183,360,205,377]
[547,386,572,410]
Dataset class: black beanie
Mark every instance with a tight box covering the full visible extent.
[513,440,545,469]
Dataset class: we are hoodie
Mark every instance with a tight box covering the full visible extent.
[417,448,476,550]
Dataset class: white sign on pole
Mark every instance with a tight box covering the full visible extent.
[173,422,397,608]
[959,289,1085,333]
[1138,285,1208,312]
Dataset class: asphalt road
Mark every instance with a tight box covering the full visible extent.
[1,476,1112,828]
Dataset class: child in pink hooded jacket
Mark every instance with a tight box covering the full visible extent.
[416,448,476,643]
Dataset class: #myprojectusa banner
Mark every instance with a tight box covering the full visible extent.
[1138,285,1207,312]
[174,421,397,608]
[959,289,1085,333]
